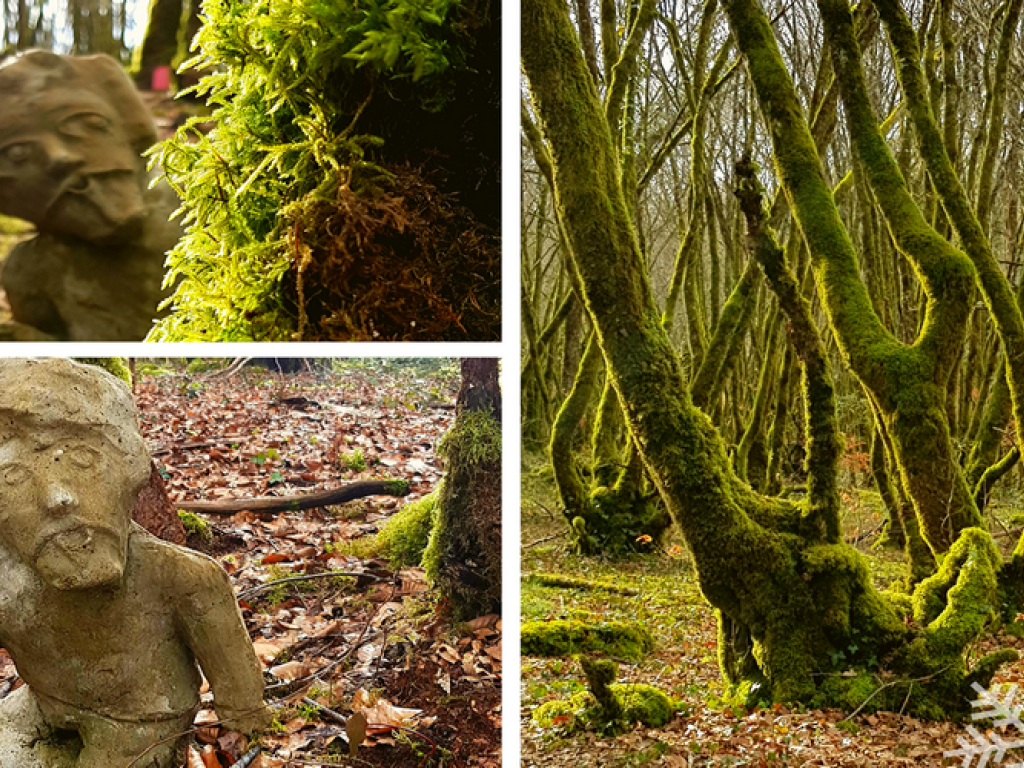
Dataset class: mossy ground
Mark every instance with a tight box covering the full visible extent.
[522,453,1024,766]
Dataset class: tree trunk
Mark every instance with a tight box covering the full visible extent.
[423,359,502,621]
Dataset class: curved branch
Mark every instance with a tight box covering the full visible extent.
[176,480,410,515]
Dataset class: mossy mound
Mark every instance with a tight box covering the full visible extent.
[532,685,677,732]
[178,511,213,544]
[377,490,438,567]
[524,572,639,596]
[521,620,654,661]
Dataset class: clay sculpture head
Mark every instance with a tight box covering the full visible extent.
[0,51,157,243]
[0,358,149,590]
[0,359,269,768]
[0,52,180,341]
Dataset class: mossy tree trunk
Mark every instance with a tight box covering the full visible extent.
[522,0,1015,713]
[423,359,501,621]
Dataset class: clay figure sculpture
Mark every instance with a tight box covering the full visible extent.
[0,359,270,768]
[0,51,180,340]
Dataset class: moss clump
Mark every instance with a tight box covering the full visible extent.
[340,448,367,472]
[532,692,592,731]
[148,0,499,342]
[384,479,412,497]
[616,683,676,728]
[136,362,171,378]
[178,511,213,544]
[520,620,654,661]
[437,409,502,467]
[524,572,639,596]
[532,660,677,734]
[377,491,438,567]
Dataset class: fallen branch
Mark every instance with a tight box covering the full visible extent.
[238,570,384,601]
[149,435,250,457]
[523,533,564,548]
[177,479,411,515]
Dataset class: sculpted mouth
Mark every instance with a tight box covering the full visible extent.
[36,522,117,559]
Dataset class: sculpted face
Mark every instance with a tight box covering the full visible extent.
[0,426,131,590]
[0,52,158,243]
[0,359,150,590]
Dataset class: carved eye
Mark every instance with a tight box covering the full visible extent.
[0,142,33,166]
[0,464,29,486]
[59,113,111,137]
[64,446,98,469]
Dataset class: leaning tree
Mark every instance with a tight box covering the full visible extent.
[523,0,1024,715]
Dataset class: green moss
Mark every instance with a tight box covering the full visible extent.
[614,683,676,727]
[915,528,1001,657]
[136,362,171,378]
[531,692,593,731]
[377,490,438,567]
[185,359,224,375]
[524,572,639,596]
[531,663,677,733]
[178,511,213,544]
[521,620,655,661]
[340,448,368,472]
[423,397,502,620]
[438,409,501,467]
[384,479,412,496]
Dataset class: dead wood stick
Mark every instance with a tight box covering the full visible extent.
[149,435,250,457]
[238,571,384,601]
[176,479,411,515]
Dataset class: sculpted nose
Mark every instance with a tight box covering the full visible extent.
[40,136,84,179]
[45,484,79,515]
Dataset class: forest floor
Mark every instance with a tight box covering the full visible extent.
[521,453,1024,767]
[0,361,502,768]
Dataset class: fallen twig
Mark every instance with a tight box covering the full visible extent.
[177,479,411,515]
[238,570,384,601]
[524,532,565,548]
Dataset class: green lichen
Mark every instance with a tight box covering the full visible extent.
[520,619,654,661]
[178,511,213,543]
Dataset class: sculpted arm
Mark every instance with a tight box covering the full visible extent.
[174,551,270,733]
